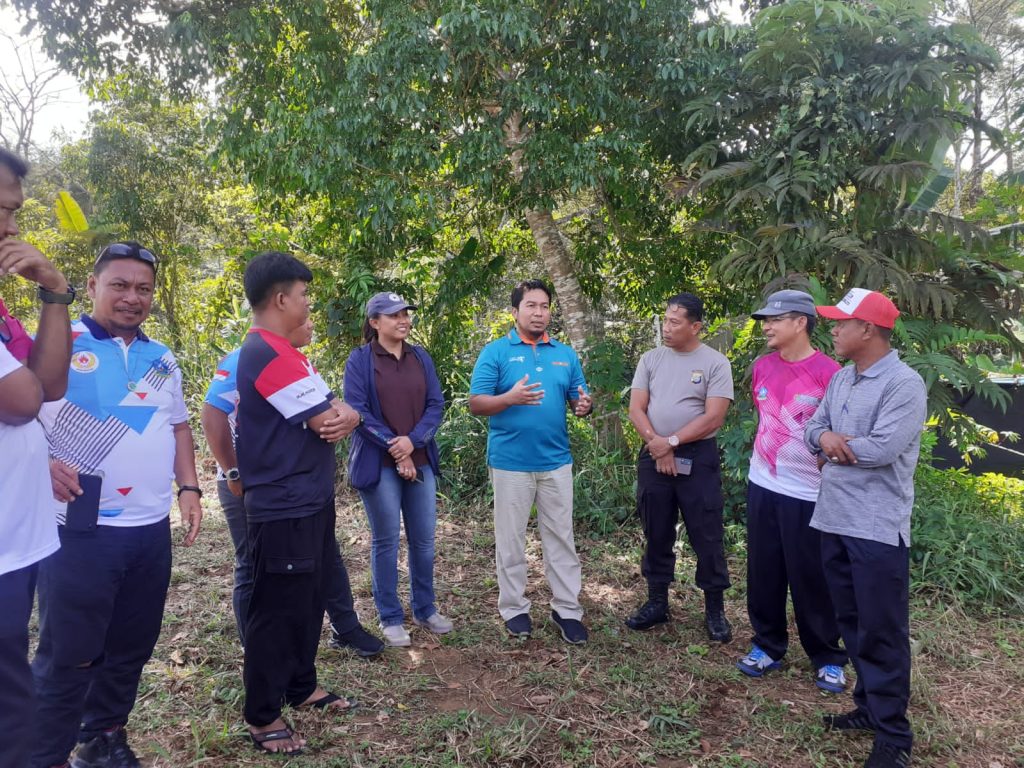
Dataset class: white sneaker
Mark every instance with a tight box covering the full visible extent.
[413,612,454,634]
[381,624,411,647]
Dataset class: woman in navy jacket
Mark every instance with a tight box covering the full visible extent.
[344,292,451,647]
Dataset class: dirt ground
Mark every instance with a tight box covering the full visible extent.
[72,481,1024,767]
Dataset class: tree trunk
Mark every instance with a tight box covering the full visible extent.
[966,76,985,208]
[502,111,599,352]
[502,110,624,449]
[521,208,600,351]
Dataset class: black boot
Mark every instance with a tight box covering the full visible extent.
[625,585,670,631]
[863,740,911,768]
[704,590,732,643]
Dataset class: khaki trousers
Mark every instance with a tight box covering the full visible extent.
[490,464,583,621]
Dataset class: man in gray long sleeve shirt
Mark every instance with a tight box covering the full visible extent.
[804,288,926,768]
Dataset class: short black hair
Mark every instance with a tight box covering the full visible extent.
[667,292,703,323]
[0,148,29,180]
[875,324,892,342]
[511,279,552,310]
[244,251,313,309]
[803,314,816,336]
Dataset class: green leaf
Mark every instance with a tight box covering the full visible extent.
[54,191,90,234]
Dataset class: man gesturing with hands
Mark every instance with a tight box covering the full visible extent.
[469,279,592,644]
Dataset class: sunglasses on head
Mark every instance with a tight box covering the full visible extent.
[95,244,159,271]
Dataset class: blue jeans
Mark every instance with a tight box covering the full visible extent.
[219,480,362,643]
[219,480,251,645]
[358,465,438,626]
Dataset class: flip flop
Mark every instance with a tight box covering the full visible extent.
[302,691,359,711]
[249,726,303,755]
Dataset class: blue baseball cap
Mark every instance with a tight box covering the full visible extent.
[366,291,417,317]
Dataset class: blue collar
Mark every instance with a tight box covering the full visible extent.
[80,314,150,343]
[507,328,551,346]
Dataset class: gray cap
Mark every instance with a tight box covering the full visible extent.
[366,291,417,317]
[751,289,816,319]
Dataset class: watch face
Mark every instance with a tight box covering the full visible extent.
[226,469,240,481]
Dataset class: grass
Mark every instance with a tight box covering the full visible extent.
[37,475,1024,768]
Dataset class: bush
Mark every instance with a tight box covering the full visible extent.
[911,434,1024,613]
[435,396,491,509]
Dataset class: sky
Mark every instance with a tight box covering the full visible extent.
[0,5,92,148]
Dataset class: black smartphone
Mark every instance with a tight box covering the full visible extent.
[63,472,103,533]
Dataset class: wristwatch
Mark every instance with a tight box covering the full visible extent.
[38,284,76,305]
[225,467,241,482]
[667,435,679,447]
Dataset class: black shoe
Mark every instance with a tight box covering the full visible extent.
[624,599,670,631]
[71,727,140,768]
[864,740,911,768]
[704,608,733,643]
[823,709,876,733]
[550,610,588,645]
[330,625,385,658]
[505,613,532,637]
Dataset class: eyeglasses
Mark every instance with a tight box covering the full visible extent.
[95,243,159,272]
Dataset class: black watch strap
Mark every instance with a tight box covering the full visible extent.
[38,284,76,305]
[177,485,203,499]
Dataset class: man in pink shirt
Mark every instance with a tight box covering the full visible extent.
[736,290,848,693]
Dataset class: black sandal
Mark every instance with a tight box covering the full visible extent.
[249,726,303,755]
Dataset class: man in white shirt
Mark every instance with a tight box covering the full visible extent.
[31,241,202,768]
[0,148,72,768]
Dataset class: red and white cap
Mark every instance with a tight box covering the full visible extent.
[816,288,900,329]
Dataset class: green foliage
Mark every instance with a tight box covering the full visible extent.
[912,434,1024,613]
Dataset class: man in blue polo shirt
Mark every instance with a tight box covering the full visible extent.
[31,242,203,768]
[469,279,593,644]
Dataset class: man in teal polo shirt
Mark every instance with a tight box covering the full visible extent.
[469,279,593,644]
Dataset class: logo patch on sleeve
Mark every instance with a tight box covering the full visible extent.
[691,370,704,384]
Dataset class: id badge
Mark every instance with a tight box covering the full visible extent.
[674,457,693,476]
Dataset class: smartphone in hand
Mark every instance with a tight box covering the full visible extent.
[63,472,103,532]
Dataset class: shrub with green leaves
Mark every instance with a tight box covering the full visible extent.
[911,435,1024,613]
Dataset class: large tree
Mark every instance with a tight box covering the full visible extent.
[9,0,735,353]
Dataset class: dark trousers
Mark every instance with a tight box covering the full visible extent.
[30,520,172,768]
[0,563,39,768]
[821,532,912,750]
[746,482,846,667]
[636,439,730,593]
[243,500,334,727]
[220,481,361,646]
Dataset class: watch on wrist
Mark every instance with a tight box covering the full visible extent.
[38,284,76,305]
[177,485,203,499]
[667,434,679,447]
[225,468,241,482]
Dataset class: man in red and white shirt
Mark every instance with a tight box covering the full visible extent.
[736,290,848,694]
[236,251,361,755]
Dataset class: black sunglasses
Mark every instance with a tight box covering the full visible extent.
[95,243,159,271]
